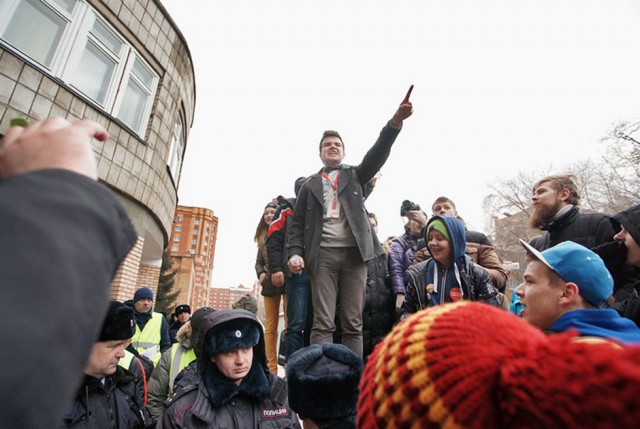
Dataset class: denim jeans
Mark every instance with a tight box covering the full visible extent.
[284,270,311,360]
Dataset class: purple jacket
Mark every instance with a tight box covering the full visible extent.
[388,231,421,294]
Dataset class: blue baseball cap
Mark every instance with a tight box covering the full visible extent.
[519,240,613,306]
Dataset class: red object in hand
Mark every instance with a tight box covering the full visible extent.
[402,85,414,104]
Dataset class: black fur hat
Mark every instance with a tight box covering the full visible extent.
[287,343,363,421]
[204,317,260,356]
[175,304,191,315]
[99,300,135,342]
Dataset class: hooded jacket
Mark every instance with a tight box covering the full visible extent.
[549,309,640,345]
[609,204,640,325]
[413,228,508,290]
[158,310,299,428]
[400,216,502,317]
[613,204,640,246]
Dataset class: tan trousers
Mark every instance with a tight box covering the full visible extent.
[310,246,366,358]
[263,294,287,374]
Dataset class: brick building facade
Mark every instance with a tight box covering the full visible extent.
[168,206,218,310]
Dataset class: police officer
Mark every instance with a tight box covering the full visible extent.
[63,300,155,428]
[158,309,300,428]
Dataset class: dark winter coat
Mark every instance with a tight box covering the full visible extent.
[529,206,617,251]
[62,367,154,428]
[388,231,421,295]
[400,216,502,318]
[363,254,395,361]
[256,235,284,297]
[530,205,638,300]
[0,170,137,428]
[267,197,296,277]
[159,310,299,428]
[287,121,402,276]
[168,320,181,344]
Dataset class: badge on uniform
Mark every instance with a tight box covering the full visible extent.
[261,406,290,419]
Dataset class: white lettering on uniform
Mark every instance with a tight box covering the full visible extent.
[261,407,289,418]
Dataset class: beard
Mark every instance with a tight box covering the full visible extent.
[528,200,562,230]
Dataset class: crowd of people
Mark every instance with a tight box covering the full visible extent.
[3,85,640,428]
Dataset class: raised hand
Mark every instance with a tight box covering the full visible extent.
[391,85,414,127]
[0,117,108,180]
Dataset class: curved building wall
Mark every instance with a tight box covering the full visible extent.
[0,0,195,300]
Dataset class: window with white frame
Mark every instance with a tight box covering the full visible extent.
[173,235,180,242]
[175,225,182,232]
[167,115,185,183]
[0,0,158,137]
[171,245,178,252]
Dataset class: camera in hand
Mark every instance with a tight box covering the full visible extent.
[400,200,420,216]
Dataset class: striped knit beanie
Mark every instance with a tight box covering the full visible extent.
[358,301,640,429]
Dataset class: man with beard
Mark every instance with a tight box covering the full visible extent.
[527,174,636,300]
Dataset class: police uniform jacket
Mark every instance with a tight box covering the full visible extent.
[62,367,154,428]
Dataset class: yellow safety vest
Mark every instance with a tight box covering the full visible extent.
[168,344,196,390]
[131,311,163,366]
[118,349,135,370]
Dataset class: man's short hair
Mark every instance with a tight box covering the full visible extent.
[432,196,456,212]
[318,130,343,152]
[533,174,580,205]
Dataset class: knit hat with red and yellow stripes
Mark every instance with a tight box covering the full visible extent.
[358,301,640,429]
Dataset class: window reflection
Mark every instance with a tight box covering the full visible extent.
[2,0,67,67]
[73,41,115,104]
[119,79,146,131]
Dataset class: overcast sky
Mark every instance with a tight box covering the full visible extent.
[162,0,640,289]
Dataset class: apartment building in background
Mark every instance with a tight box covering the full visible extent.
[0,0,195,301]
[210,283,260,311]
[169,205,218,309]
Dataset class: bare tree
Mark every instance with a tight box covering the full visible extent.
[483,119,640,294]
[598,120,640,212]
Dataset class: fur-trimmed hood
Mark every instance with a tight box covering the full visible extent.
[176,320,192,347]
